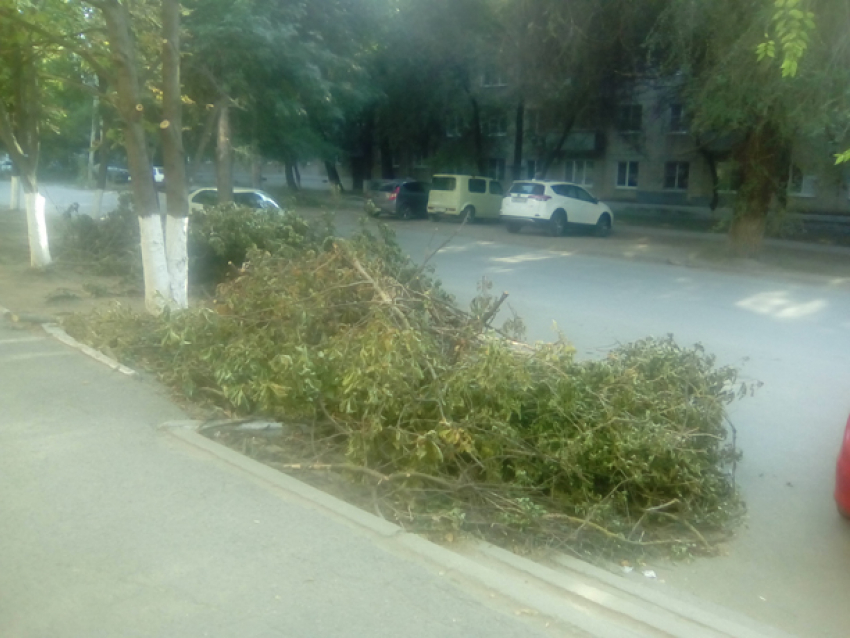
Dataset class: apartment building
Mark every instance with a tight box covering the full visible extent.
[386,76,850,217]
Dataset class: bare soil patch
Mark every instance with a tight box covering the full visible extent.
[0,210,144,319]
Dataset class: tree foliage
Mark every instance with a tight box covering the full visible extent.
[651,0,850,256]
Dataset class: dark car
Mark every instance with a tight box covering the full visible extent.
[366,179,430,219]
[106,166,131,183]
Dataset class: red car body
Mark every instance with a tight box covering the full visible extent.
[835,414,850,518]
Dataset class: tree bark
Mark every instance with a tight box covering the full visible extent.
[284,160,298,190]
[0,35,50,266]
[293,161,301,187]
[216,98,233,203]
[161,0,189,308]
[728,125,785,258]
[512,100,525,181]
[325,160,343,192]
[93,133,110,218]
[93,73,111,218]
[101,0,171,313]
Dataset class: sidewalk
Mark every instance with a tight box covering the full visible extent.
[0,308,797,638]
[0,316,555,638]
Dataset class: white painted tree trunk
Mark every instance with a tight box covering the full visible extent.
[25,192,51,268]
[138,214,172,314]
[9,176,20,209]
[165,215,188,308]
[93,189,104,218]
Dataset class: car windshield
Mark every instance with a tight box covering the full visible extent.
[431,176,456,191]
[509,182,545,196]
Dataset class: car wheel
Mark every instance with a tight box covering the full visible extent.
[594,213,612,237]
[462,205,476,222]
[549,210,567,237]
[506,222,522,234]
[399,203,414,220]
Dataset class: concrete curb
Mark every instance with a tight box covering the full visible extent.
[41,323,137,377]
[160,420,796,638]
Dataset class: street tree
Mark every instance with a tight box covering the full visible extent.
[0,1,57,268]
[652,0,850,256]
[493,0,664,179]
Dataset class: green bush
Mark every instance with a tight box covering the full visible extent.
[64,221,747,558]
[56,198,334,288]
[186,204,334,284]
[53,195,141,279]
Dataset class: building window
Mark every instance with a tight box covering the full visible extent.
[411,152,429,168]
[487,113,507,137]
[446,114,463,138]
[788,165,817,197]
[664,161,690,190]
[616,161,639,188]
[669,104,687,133]
[525,109,539,135]
[482,67,507,87]
[564,159,594,186]
[616,104,642,132]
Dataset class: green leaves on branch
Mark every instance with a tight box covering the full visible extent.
[757,0,816,78]
[64,214,748,558]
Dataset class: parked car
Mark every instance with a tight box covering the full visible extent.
[836,414,850,518]
[427,174,504,221]
[500,179,614,237]
[0,158,13,174]
[106,165,131,183]
[366,179,430,219]
[152,166,165,187]
[189,187,281,213]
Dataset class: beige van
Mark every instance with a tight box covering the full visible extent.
[426,174,504,221]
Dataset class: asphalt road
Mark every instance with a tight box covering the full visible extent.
[369,215,850,638]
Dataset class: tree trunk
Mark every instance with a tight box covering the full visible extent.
[512,100,525,181]
[293,161,301,187]
[728,125,785,258]
[9,176,20,210]
[538,111,579,179]
[101,0,171,314]
[93,133,110,218]
[0,34,50,266]
[24,190,50,268]
[379,136,394,179]
[93,74,111,218]
[701,149,720,211]
[325,160,343,192]
[216,98,233,203]
[284,160,298,190]
[161,0,189,308]
[188,103,219,184]
[470,97,485,176]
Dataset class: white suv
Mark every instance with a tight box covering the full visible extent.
[500,180,613,237]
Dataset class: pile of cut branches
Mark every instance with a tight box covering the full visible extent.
[65,216,749,558]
